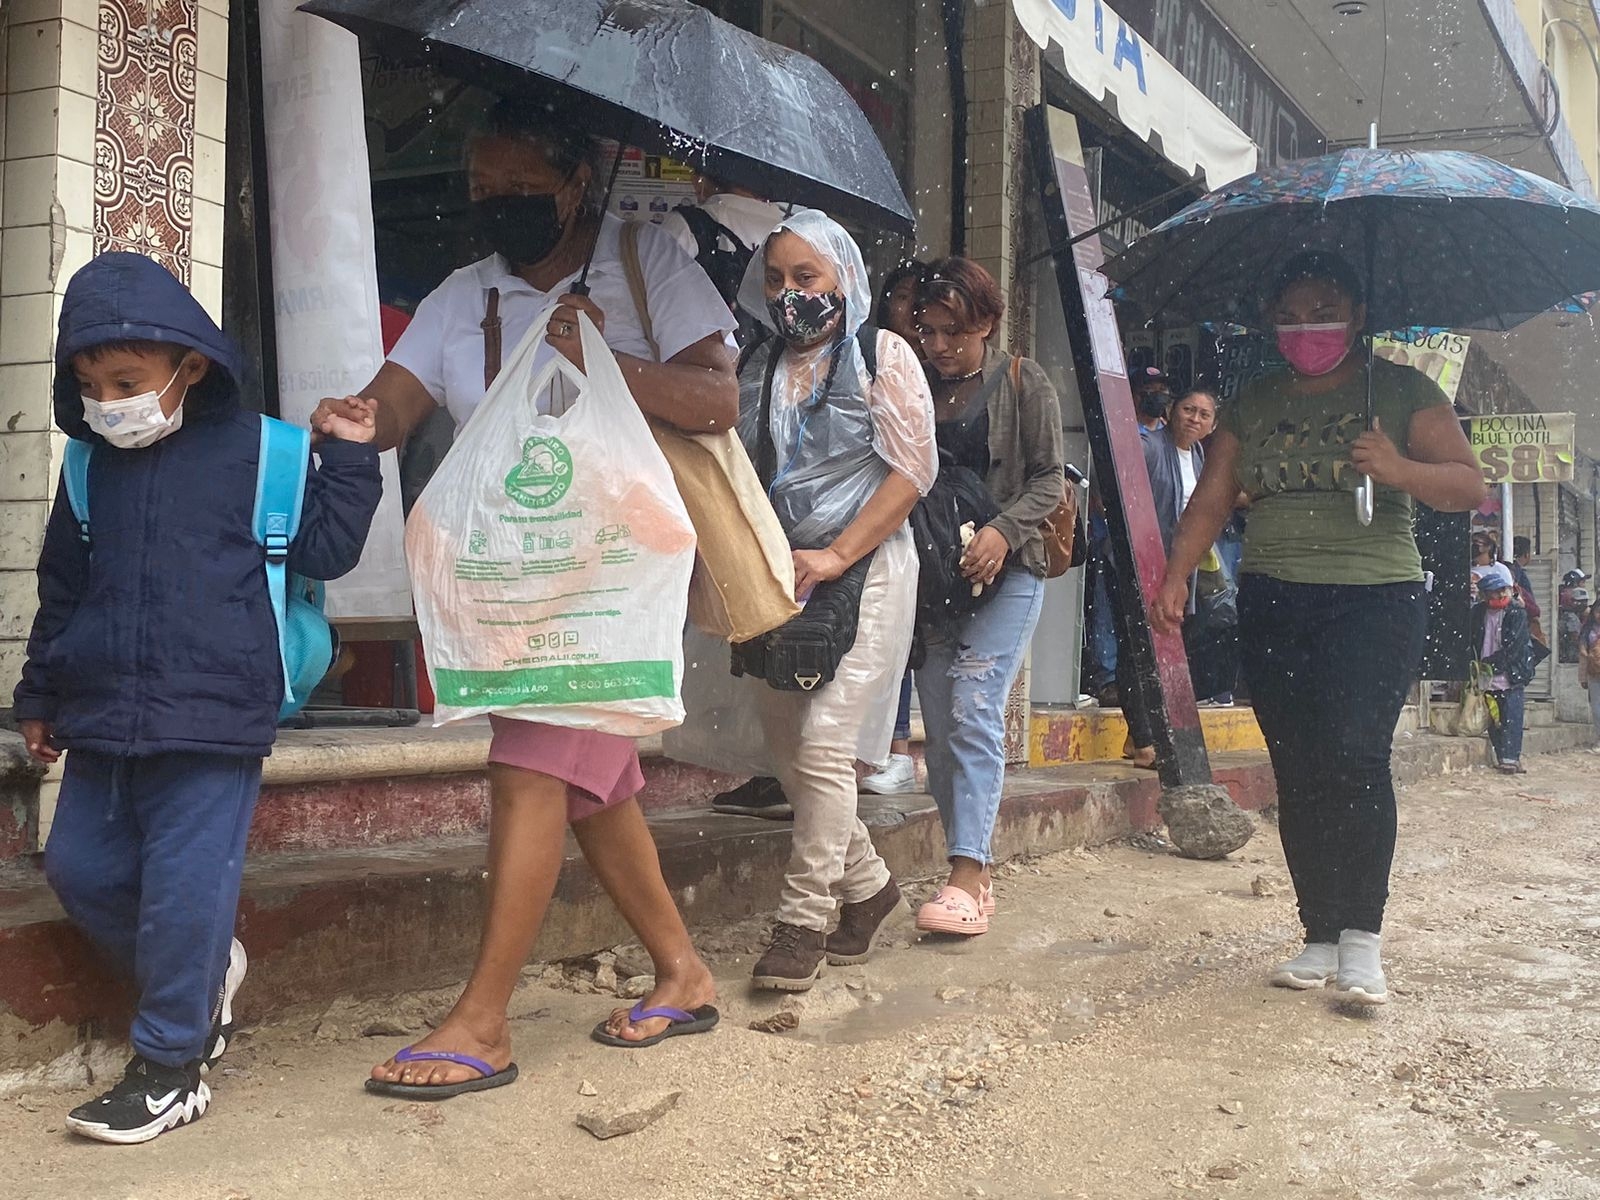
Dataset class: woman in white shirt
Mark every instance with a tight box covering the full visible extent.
[314,100,737,1098]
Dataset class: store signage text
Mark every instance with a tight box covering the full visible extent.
[1049,0,1149,93]
[1466,413,1576,484]
[1372,328,1471,403]
[1122,0,1325,166]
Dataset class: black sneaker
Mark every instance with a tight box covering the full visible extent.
[711,777,793,820]
[66,1056,209,1144]
[201,938,248,1074]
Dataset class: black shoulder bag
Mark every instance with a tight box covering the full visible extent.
[909,366,1008,639]
[731,328,881,692]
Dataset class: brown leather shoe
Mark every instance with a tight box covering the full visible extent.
[825,879,903,965]
[752,922,826,991]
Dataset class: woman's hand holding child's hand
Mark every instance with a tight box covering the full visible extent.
[313,396,378,444]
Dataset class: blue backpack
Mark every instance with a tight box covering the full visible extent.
[61,416,334,721]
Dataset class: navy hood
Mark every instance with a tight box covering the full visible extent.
[54,252,244,442]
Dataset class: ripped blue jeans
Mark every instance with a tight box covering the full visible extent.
[916,570,1046,864]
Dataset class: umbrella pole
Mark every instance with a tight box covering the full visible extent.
[572,131,631,297]
[1354,124,1378,527]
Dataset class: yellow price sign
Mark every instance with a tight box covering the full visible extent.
[1466,413,1576,484]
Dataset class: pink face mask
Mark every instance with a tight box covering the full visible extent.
[1275,322,1353,376]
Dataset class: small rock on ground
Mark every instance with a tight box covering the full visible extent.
[576,1090,681,1140]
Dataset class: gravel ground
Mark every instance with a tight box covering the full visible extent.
[3,749,1599,1200]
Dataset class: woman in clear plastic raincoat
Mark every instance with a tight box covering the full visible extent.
[728,209,936,991]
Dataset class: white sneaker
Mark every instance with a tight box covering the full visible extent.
[1269,942,1337,990]
[201,938,248,1073]
[859,754,917,795]
[1334,929,1388,1005]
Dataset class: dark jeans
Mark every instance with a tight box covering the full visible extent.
[1487,686,1525,764]
[1104,563,1155,748]
[1239,576,1426,942]
[1184,616,1239,702]
[893,669,914,742]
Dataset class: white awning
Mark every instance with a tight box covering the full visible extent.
[1014,0,1258,188]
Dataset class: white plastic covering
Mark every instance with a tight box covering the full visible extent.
[734,209,937,549]
[663,211,932,773]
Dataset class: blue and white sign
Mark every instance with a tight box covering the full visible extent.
[1015,0,1257,187]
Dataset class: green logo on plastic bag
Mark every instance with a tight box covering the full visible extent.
[505,436,573,509]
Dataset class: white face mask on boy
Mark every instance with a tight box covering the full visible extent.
[81,366,188,449]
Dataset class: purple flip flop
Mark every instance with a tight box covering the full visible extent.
[591,1002,721,1048]
[363,1045,520,1101]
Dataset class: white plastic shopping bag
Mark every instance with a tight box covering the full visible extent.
[405,307,696,734]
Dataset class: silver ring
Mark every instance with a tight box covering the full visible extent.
[556,322,572,336]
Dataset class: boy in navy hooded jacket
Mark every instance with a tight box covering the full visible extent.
[12,253,382,1143]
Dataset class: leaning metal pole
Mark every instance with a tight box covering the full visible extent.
[1024,103,1251,858]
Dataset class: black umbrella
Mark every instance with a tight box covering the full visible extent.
[300,0,913,236]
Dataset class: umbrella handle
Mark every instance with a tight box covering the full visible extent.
[1355,477,1375,526]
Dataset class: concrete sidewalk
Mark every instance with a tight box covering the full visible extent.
[0,719,1590,1087]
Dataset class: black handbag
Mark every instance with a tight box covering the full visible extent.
[733,331,882,693]
[733,551,876,692]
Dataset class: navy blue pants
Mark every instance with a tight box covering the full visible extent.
[893,669,914,742]
[1239,577,1426,942]
[1487,686,1526,764]
[45,750,262,1068]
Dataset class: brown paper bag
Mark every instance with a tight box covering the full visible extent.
[619,220,799,642]
[649,420,800,642]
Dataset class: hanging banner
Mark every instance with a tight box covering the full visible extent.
[1014,0,1257,187]
[1466,413,1576,483]
[258,0,412,619]
[1373,329,1471,403]
[1120,0,1326,168]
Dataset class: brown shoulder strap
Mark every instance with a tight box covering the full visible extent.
[1009,354,1022,391]
[481,287,502,388]
[619,220,661,362]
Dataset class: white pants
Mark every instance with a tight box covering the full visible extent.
[760,535,916,929]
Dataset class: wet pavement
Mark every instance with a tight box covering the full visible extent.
[2,749,1599,1199]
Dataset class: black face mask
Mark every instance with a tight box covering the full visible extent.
[766,287,845,345]
[1138,391,1171,420]
[471,191,569,269]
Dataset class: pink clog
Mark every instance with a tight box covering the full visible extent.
[978,881,997,917]
[916,885,990,936]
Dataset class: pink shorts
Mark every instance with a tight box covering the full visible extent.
[486,716,645,824]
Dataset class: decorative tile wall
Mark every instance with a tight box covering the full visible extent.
[92,0,198,282]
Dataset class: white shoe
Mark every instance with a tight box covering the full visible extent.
[201,938,248,1073]
[1269,942,1337,990]
[1334,930,1388,1005]
[859,754,916,795]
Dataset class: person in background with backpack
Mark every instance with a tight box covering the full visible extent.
[660,173,786,346]
[13,252,382,1143]
[908,257,1064,937]
[1470,563,1540,774]
[735,210,937,991]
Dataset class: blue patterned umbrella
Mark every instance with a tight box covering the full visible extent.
[1103,148,1600,332]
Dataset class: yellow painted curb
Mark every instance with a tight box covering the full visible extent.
[1028,705,1266,767]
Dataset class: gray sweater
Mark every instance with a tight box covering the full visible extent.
[978,346,1067,578]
